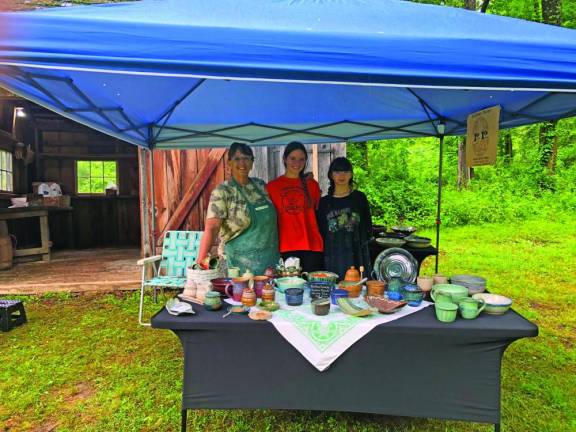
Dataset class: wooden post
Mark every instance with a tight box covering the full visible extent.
[138,147,152,259]
[312,144,319,181]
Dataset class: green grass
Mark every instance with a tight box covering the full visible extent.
[1,216,575,432]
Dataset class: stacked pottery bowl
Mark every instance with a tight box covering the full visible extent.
[450,274,487,295]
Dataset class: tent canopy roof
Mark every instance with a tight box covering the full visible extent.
[1,0,576,148]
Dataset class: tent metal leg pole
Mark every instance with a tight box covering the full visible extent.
[494,423,500,432]
[181,409,187,432]
[435,134,445,273]
[149,148,156,253]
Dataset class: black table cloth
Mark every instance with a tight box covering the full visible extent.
[152,304,537,430]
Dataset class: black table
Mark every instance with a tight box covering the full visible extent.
[369,240,438,275]
[152,305,538,432]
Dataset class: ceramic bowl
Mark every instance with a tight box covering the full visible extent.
[401,283,424,307]
[391,225,417,237]
[404,235,431,248]
[338,281,362,298]
[302,271,339,284]
[210,278,233,296]
[375,237,406,248]
[330,288,349,305]
[274,277,307,293]
[472,293,512,315]
[365,295,407,314]
[431,283,468,304]
[258,301,280,312]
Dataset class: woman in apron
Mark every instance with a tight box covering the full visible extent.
[198,142,279,275]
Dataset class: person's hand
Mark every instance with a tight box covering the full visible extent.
[198,255,211,270]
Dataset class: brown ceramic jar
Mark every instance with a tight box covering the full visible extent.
[261,283,276,302]
[344,266,361,282]
[241,287,257,307]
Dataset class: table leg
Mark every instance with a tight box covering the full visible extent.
[181,409,187,432]
[494,423,500,432]
[67,211,75,249]
[39,215,50,262]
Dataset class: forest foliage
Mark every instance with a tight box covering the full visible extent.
[349,0,576,228]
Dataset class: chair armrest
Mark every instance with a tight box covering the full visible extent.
[137,255,162,266]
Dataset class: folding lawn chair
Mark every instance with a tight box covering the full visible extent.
[137,230,202,326]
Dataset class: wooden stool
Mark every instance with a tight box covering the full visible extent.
[0,300,27,332]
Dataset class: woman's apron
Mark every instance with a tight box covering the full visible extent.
[224,179,280,276]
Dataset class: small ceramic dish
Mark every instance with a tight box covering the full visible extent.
[472,293,512,315]
[249,309,272,321]
[404,235,431,248]
[227,305,250,315]
[391,225,417,237]
[375,237,406,248]
[258,301,280,312]
[365,295,407,314]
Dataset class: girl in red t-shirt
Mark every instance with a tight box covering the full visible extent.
[266,142,324,272]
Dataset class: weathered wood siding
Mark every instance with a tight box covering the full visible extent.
[145,143,346,249]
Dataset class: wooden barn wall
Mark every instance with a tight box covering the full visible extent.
[147,143,346,249]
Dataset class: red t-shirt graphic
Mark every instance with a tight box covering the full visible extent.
[267,176,324,253]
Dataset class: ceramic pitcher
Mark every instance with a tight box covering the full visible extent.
[226,277,250,302]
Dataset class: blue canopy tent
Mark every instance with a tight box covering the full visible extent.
[1,0,576,268]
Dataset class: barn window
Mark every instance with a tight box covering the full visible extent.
[0,149,13,192]
[76,160,117,194]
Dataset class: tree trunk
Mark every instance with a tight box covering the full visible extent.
[464,0,476,11]
[538,0,561,173]
[504,130,513,164]
[541,0,562,26]
[457,138,473,190]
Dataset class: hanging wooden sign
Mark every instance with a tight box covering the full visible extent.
[466,105,500,166]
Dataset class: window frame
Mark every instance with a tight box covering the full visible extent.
[75,159,119,196]
[0,148,14,193]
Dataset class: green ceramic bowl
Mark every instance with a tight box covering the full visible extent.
[472,293,512,315]
[273,277,307,293]
[431,283,468,304]
[258,301,280,312]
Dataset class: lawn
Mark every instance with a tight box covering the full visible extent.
[1,217,575,432]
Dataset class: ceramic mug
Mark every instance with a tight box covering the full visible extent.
[431,291,453,304]
[458,297,485,319]
[433,274,449,285]
[417,276,433,292]
[285,288,304,306]
[435,301,458,323]
[252,276,270,298]
[226,277,250,302]
[366,280,386,297]
[227,267,241,278]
